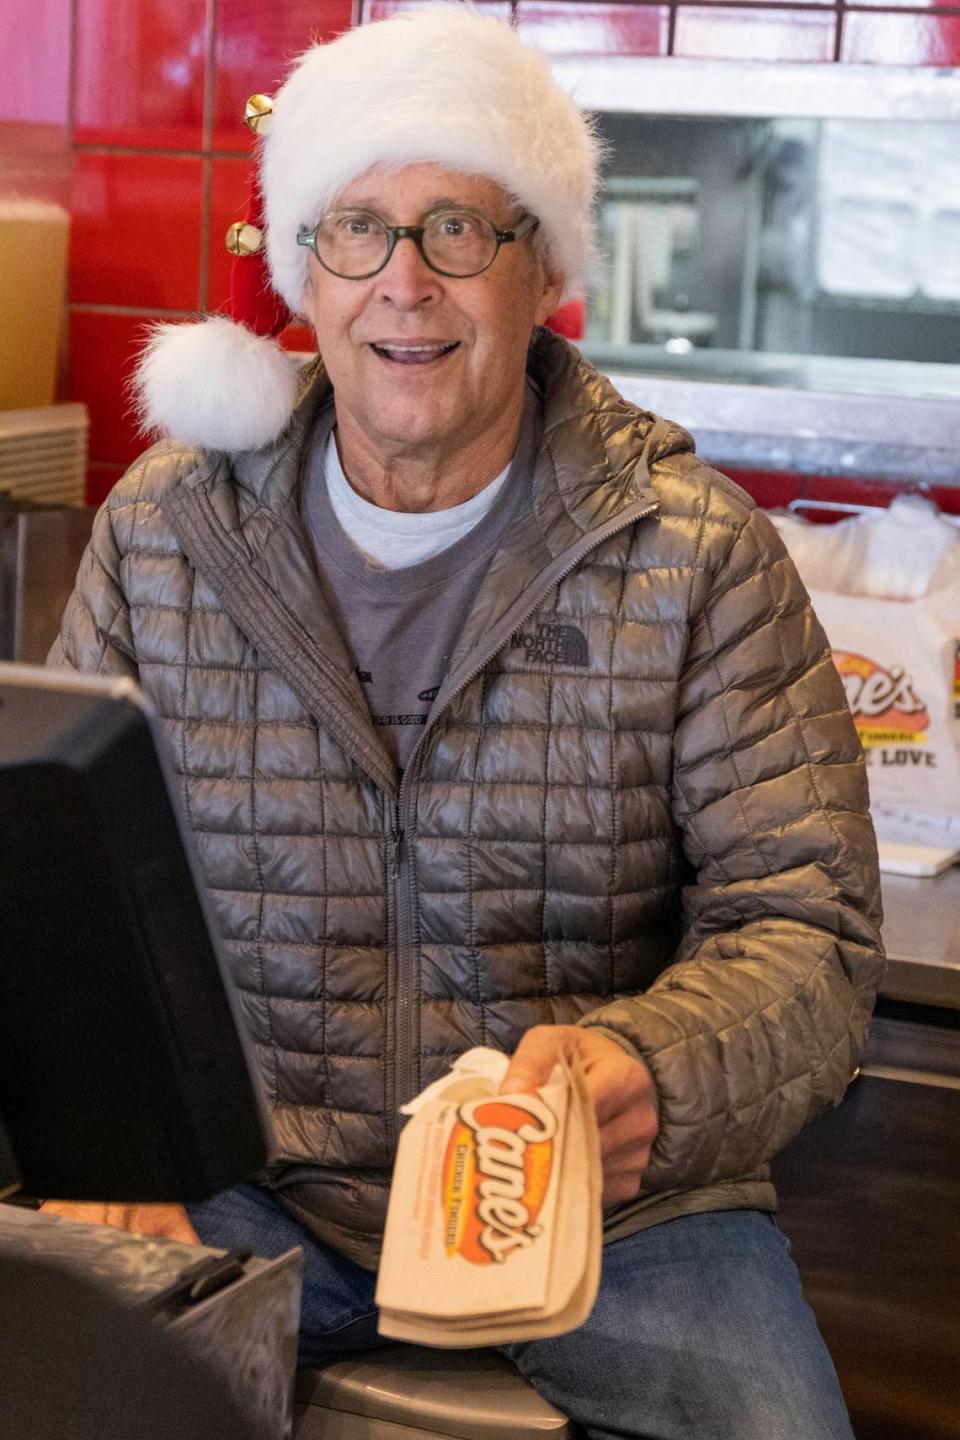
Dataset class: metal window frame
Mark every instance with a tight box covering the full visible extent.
[551,57,960,122]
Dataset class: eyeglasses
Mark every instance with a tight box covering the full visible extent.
[297,207,539,280]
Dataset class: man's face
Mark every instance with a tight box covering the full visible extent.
[301,163,564,470]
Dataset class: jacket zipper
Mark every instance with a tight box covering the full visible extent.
[389,794,416,1144]
[162,453,660,1147]
[386,496,660,1140]
[391,811,405,881]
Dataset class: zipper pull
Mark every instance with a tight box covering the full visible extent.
[391,823,404,880]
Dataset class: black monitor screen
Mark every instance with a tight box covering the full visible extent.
[0,664,271,1202]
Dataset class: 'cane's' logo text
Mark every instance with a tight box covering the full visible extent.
[440,1094,557,1265]
[833,650,929,746]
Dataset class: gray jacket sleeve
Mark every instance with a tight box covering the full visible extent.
[581,500,885,1193]
[48,495,139,681]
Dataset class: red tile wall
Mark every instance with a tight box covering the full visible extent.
[2,3,71,127]
[726,470,960,519]
[55,0,354,503]
[7,0,955,504]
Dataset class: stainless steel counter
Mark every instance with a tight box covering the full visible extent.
[595,364,960,486]
[291,348,960,487]
[880,868,960,1010]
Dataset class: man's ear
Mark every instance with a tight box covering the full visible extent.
[535,266,566,327]
[299,266,315,319]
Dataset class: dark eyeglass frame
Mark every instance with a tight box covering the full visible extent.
[296,208,540,280]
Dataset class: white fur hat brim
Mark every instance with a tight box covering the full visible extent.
[132,318,300,453]
[264,7,602,312]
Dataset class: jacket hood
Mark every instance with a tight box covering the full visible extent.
[524,328,694,553]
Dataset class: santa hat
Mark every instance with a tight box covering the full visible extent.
[133,5,602,454]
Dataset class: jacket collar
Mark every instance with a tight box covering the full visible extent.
[524,328,691,557]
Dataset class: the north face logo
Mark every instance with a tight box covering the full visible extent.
[512,622,589,667]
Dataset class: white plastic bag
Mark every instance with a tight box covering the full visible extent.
[773,497,960,823]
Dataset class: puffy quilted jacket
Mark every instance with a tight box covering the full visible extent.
[52,328,884,1267]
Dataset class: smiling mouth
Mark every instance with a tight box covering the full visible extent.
[370,341,460,366]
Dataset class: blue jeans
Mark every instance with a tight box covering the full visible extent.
[187,1186,854,1440]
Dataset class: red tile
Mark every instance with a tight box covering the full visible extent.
[207,157,254,312]
[849,0,959,10]
[68,310,157,465]
[86,462,127,506]
[931,486,960,519]
[673,7,836,61]
[0,119,69,161]
[841,11,960,65]
[2,0,72,126]
[212,0,354,154]
[0,122,72,211]
[363,0,510,17]
[73,0,206,149]
[70,153,203,310]
[723,468,803,512]
[804,475,890,504]
[515,2,670,55]
[801,476,960,522]
[729,471,960,521]
[801,474,902,520]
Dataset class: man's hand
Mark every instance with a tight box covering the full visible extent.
[499,1026,658,1208]
[39,1200,201,1246]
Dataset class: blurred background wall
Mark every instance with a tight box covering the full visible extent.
[2,0,959,507]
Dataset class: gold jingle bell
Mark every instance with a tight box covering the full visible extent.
[225,221,264,257]
[244,94,273,136]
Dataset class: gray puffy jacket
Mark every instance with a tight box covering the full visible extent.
[52,328,884,1267]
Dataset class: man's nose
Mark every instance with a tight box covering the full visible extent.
[372,235,442,306]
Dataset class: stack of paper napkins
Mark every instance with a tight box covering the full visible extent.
[376,1047,601,1347]
[0,403,88,507]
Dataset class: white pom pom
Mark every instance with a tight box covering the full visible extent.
[131,316,301,453]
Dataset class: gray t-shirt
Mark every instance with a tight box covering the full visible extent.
[300,389,539,769]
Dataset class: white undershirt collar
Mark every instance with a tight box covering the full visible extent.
[324,431,511,571]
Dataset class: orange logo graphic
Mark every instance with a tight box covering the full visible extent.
[441,1094,556,1265]
[833,650,929,746]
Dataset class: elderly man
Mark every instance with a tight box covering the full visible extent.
[50,9,883,1438]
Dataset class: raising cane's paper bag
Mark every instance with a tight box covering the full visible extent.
[772,500,960,825]
[375,1047,601,1347]
[821,591,960,820]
